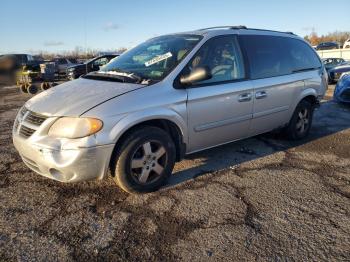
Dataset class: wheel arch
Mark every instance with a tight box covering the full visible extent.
[298,88,318,104]
[301,94,318,106]
[287,88,318,124]
[109,110,188,163]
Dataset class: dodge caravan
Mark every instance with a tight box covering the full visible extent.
[12,26,327,193]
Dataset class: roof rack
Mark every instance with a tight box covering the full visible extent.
[197,26,295,35]
[248,28,295,35]
[198,25,247,31]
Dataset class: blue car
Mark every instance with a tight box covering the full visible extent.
[334,74,350,103]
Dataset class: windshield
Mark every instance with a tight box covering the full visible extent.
[84,57,97,64]
[100,34,203,82]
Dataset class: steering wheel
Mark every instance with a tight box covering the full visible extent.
[211,65,234,77]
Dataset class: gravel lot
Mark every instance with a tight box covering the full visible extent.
[0,84,349,261]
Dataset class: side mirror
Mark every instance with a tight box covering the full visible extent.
[180,67,212,86]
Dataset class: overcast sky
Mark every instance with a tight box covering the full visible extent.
[1,0,349,54]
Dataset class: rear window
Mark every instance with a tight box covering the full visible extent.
[241,35,321,79]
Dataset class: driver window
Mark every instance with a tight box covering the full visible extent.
[185,35,245,85]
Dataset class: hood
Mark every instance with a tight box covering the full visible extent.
[331,64,350,73]
[68,63,84,70]
[25,78,145,116]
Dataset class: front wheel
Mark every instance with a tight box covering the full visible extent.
[285,100,314,140]
[110,126,176,194]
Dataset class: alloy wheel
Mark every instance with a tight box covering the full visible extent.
[130,141,167,184]
[296,108,309,135]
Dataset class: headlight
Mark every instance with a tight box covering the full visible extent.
[48,117,103,138]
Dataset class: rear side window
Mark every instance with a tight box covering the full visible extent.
[241,35,321,79]
[241,35,292,79]
[286,38,321,71]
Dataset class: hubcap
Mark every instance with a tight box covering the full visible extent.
[130,141,167,184]
[296,108,309,134]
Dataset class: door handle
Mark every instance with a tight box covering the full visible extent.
[255,91,267,99]
[238,93,252,102]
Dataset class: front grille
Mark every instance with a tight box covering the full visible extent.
[25,111,47,126]
[15,107,49,139]
[19,125,36,138]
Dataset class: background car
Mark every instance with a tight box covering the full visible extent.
[334,73,350,103]
[343,38,350,48]
[328,64,350,83]
[0,54,40,73]
[322,58,346,71]
[316,42,340,50]
[66,54,118,80]
[52,58,79,76]
[0,54,41,85]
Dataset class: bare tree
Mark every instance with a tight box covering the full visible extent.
[304,31,350,46]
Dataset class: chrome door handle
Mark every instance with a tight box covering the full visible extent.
[238,93,252,102]
[255,91,267,99]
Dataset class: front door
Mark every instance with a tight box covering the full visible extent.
[184,35,254,152]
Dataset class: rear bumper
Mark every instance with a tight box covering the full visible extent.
[13,132,114,183]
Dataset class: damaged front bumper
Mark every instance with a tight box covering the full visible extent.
[12,108,114,182]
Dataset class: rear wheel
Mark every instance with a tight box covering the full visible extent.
[40,82,51,91]
[285,100,314,140]
[110,126,176,194]
[26,84,38,95]
[20,84,27,93]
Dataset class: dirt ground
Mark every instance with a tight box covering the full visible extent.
[0,84,349,261]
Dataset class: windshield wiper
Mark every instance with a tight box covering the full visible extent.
[103,68,155,84]
[83,71,125,82]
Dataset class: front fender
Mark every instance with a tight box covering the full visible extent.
[108,107,188,145]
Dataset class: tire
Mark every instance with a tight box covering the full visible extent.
[285,100,314,140]
[110,126,176,194]
[26,84,38,95]
[20,84,27,93]
[40,82,51,91]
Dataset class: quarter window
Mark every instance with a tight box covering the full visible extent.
[241,35,321,80]
[287,38,321,71]
[183,35,245,85]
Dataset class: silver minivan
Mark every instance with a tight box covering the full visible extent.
[12,26,327,193]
